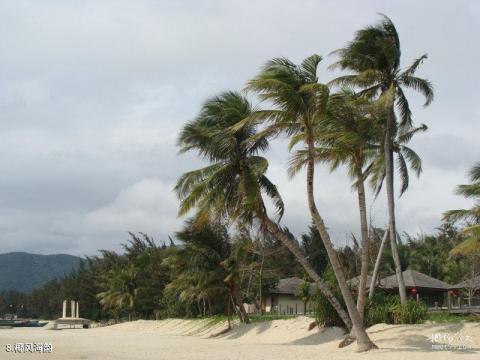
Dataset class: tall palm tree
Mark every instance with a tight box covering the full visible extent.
[366,122,427,299]
[444,162,480,256]
[289,90,378,319]
[246,56,376,350]
[330,14,434,303]
[175,91,356,334]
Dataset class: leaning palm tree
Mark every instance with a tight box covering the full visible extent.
[444,162,480,256]
[289,90,378,319]
[246,56,376,350]
[330,14,434,303]
[176,91,357,337]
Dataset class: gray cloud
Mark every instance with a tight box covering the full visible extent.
[0,0,479,255]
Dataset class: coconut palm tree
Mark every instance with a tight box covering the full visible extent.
[444,162,480,256]
[175,91,356,334]
[97,264,138,321]
[366,123,426,298]
[330,14,434,303]
[245,56,376,350]
[289,90,378,319]
[165,219,250,321]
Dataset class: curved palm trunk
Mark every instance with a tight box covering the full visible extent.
[369,230,389,299]
[385,108,407,304]
[355,165,369,319]
[262,216,353,330]
[306,135,376,352]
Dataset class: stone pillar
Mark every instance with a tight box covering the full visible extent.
[62,300,67,318]
[71,300,76,318]
[76,301,79,318]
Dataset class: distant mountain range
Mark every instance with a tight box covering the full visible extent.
[0,252,81,293]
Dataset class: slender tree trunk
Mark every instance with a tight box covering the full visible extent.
[305,133,376,352]
[227,298,231,330]
[262,217,352,330]
[355,165,369,319]
[369,230,389,299]
[259,253,264,314]
[231,282,250,324]
[385,107,407,304]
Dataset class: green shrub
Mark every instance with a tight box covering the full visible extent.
[364,293,400,326]
[313,266,346,328]
[390,298,427,324]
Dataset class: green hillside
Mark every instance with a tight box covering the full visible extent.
[0,252,81,293]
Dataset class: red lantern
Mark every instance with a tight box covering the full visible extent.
[411,288,417,295]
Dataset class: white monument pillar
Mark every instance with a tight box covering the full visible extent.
[71,300,76,318]
[62,300,67,318]
[76,301,79,318]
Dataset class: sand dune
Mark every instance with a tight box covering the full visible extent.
[1,317,479,359]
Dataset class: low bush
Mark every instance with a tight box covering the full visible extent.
[390,298,427,324]
[364,293,399,326]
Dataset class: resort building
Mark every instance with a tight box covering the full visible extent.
[449,275,480,309]
[262,277,315,315]
[349,270,451,308]
[381,270,451,308]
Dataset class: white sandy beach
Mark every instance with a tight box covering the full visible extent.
[1,317,479,360]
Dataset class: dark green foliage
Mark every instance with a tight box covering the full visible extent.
[364,293,399,326]
[165,219,232,317]
[313,266,346,328]
[0,233,173,320]
[364,291,427,326]
[391,298,428,324]
[338,240,362,280]
[408,224,468,284]
[364,293,427,325]
[301,224,328,277]
[263,230,303,279]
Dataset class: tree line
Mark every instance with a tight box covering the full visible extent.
[0,221,476,324]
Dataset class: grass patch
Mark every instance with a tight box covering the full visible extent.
[427,311,480,323]
[249,314,299,323]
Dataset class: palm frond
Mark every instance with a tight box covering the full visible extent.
[402,54,428,77]
[400,75,434,106]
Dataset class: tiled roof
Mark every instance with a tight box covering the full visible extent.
[271,277,315,296]
[381,270,451,290]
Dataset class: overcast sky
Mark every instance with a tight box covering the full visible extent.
[0,0,479,256]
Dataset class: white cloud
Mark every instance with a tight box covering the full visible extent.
[85,178,181,239]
